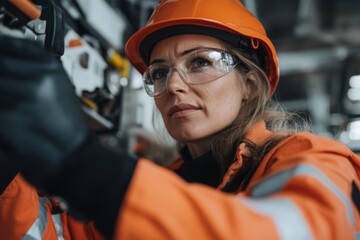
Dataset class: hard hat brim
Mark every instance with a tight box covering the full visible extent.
[126,18,279,95]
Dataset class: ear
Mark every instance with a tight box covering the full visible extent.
[242,72,257,101]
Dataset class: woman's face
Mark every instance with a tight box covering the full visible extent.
[151,34,250,158]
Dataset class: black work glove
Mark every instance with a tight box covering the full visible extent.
[0,36,88,189]
[0,37,137,238]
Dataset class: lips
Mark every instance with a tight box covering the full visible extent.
[168,103,200,117]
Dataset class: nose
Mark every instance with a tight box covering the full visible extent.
[165,68,189,95]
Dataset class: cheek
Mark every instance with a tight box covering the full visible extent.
[154,98,167,121]
[207,89,242,123]
[198,80,244,131]
[206,79,244,113]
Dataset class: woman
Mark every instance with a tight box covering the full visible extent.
[0,0,360,239]
[147,33,285,189]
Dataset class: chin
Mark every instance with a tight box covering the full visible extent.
[171,131,209,143]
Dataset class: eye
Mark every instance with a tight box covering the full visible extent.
[151,68,169,81]
[189,57,211,69]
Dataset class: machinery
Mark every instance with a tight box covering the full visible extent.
[0,0,168,158]
[1,0,130,130]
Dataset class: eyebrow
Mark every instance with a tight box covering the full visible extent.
[149,47,208,65]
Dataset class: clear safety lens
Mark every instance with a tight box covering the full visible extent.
[143,48,240,97]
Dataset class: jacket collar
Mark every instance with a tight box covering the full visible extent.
[217,121,274,190]
[174,121,274,191]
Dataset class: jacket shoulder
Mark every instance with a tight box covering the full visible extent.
[271,132,356,159]
[252,132,360,181]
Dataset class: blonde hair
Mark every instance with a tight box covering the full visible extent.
[211,44,312,174]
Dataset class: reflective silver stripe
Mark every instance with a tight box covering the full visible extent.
[251,163,355,226]
[22,197,49,240]
[52,213,65,240]
[240,197,313,240]
[356,232,360,240]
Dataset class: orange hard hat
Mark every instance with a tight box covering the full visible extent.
[125,0,280,95]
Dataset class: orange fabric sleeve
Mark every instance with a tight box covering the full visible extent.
[66,217,104,240]
[0,174,104,240]
[114,133,360,240]
[116,160,279,239]
[0,174,38,240]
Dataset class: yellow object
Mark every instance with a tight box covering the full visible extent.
[80,96,97,110]
[107,49,130,78]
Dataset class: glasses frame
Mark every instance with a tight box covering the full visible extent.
[143,47,240,97]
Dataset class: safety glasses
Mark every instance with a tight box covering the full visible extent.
[143,48,240,97]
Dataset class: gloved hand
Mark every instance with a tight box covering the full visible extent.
[0,37,137,237]
[0,36,88,190]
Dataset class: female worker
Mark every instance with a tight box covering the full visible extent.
[0,0,360,239]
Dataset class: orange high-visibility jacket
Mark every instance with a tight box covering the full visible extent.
[116,123,360,239]
[0,175,103,240]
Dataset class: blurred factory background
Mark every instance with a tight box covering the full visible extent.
[2,0,360,160]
